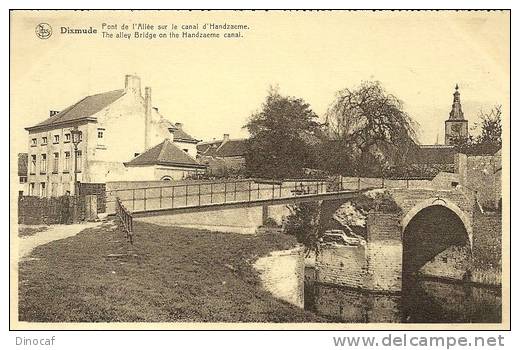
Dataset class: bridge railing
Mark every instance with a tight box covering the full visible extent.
[115,197,134,244]
[106,179,332,214]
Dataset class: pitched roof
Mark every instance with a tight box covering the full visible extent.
[125,139,206,169]
[26,89,125,130]
[18,153,28,176]
[408,145,457,165]
[171,127,199,143]
[197,139,247,158]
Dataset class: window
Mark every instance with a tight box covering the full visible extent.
[42,136,48,145]
[30,155,36,174]
[29,183,35,196]
[97,128,105,139]
[53,152,59,173]
[75,150,82,172]
[64,133,71,143]
[40,154,47,174]
[53,135,60,144]
[64,151,71,172]
[19,176,27,184]
[40,182,47,197]
[31,138,37,147]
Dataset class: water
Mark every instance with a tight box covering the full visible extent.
[304,267,502,323]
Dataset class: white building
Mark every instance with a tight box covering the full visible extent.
[25,74,204,196]
[124,139,206,181]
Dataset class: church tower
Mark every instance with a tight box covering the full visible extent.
[444,84,469,145]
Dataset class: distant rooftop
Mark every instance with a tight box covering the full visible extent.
[125,139,205,169]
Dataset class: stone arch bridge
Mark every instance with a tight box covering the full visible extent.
[316,187,493,293]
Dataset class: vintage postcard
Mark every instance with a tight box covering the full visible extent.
[9,9,510,330]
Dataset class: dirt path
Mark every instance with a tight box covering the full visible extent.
[18,222,103,260]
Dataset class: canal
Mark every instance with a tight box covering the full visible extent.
[304,267,502,323]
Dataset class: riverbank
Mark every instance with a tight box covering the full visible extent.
[18,220,324,323]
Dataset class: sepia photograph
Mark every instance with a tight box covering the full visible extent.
[9,9,510,330]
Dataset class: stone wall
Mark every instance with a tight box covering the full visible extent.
[456,153,502,210]
[471,211,502,285]
[316,212,402,292]
[254,246,305,308]
[314,284,401,323]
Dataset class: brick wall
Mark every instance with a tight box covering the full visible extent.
[316,211,402,292]
[418,245,471,280]
[254,246,305,307]
[316,245,369,289]
[366,212,402,292]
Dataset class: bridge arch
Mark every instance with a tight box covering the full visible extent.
[401,197,472,247]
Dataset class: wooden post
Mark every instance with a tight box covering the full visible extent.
[272,183,275,199]
[160,187,163,208]
[248,181,251,202]
[224,182,227,203]
[144,188,147,211]
[132,189,135,211]
[172,186,175,208]
[185,184,188,206]
[406,179,409,189]
[357,178,361,190]
[198,183,201,206]
[257,183,260,199]
[210,183,213,203]
[233,181,237,201]
[279,183,282,197]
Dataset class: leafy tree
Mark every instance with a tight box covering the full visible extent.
[454,105,502,155]
[244,87,321,179]
[322,81,418,176]
[284,202,322,255]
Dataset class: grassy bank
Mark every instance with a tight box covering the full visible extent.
[18,220,324,323]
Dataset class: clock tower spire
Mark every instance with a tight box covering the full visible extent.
[445,84,469,145]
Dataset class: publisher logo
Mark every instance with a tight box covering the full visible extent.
[35,23,52,39]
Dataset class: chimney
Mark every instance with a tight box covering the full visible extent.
[49,110,60,117]
[144,86,152,150]
[125,74,141,96]
[223,133,230,143]
[174,122,183,129]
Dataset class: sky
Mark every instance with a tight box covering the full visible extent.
[10,10,510,154]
